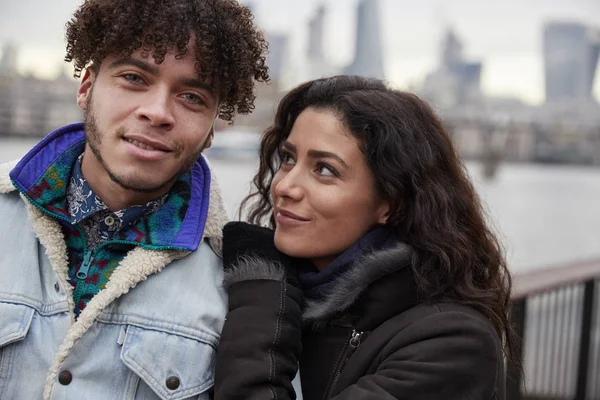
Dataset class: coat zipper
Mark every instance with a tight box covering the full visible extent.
[72,233,93,312]
[77,250,95,279]
[325,329,365,399]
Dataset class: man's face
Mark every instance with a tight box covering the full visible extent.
[76,44,218,201]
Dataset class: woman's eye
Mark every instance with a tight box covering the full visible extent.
[280,151,296,165]
[317,163,337,177]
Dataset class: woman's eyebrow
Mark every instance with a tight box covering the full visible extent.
[282,140,347,167]
[281,141,296,152]
[307,150,348,168]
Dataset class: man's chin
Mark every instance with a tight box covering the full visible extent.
[108,172,174,194]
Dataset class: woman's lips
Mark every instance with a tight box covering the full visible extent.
[276,208,310,224]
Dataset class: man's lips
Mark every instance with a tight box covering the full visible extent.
[123,134,172,152]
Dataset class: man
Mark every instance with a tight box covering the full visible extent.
[0,0,268,398]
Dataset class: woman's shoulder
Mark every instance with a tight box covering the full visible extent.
[377,301,504,392]
[426,301,498,330]
[386,301,500,342]
[373,300,503,364]
[377,301,504,376]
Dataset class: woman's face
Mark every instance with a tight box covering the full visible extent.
[271,107,389,270]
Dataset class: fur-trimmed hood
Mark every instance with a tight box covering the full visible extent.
[302,243,413,320]
[223,240,419,331]
[302,243,418,330]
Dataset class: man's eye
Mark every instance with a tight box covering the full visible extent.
[122,74,143,84]
[182,93,205,105]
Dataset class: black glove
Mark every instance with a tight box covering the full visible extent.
[222,221,300,287]
[215,221,303,400]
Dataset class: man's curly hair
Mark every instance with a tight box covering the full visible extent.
[64,0,269,121]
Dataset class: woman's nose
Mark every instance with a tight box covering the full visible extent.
[274,168,304,201]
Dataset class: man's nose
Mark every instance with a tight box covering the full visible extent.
[135,88,175,129]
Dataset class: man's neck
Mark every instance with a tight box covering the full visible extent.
[80,149,173,211]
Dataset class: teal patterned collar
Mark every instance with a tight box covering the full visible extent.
[12,123,210,251]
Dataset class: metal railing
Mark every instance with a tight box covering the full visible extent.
[507,258,600,399]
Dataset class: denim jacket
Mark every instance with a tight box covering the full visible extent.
[0,126,229,400]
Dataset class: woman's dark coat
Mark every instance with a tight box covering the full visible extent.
[214,243,506,400]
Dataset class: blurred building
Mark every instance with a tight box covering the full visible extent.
[422,28,482,108]
[412,24,600,167]
[307,5,326,63]
[243,1,255,12]
[543,21,600,104]
[344,0,385,79]
[305,4,337,80]
[0,43,18,73]
[228,2,288,129]
[264,32,289,90]
[0,44,82,137]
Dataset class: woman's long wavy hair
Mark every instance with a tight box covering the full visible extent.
[241,75,516,359]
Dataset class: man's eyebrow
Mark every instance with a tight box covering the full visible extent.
[281,141,348,168]
[176,77,216,96]
[107,58,216,96]
[107,58,158,75]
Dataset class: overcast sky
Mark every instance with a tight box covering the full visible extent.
[1,0,599,104]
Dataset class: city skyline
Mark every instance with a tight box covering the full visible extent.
[543,21,600,103]
[1,0,599,104]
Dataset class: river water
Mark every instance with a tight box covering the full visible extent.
[2,136,599,273]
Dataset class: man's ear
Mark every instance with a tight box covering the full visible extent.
[203,127,214,150]
[77,69,95,111]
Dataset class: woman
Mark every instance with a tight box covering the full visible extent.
[214,75,514,400]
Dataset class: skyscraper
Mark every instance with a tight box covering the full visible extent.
[422,28,482,108]
[543,21,600,103]
[307,5,326,62]
[441,30,481,99]
[0,43,18,74]
[344,0,385,79]
[304,4,337,81]
[264,32,289,87]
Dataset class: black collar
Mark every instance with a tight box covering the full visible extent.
[303,243,422,331]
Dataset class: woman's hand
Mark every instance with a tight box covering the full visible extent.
[215,221,302,400]
[222,221,299,287]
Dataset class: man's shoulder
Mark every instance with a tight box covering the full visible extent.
[0,160,18,194]
[0,185,25,214]
[0,160,28,221]
[0,182,30,235]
